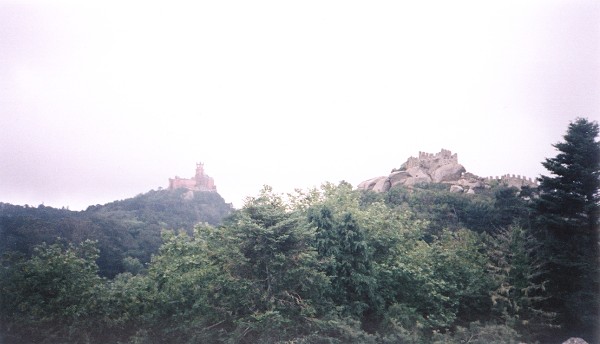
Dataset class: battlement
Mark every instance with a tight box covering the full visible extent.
[418,148,456,160]
[485,174,538,187]
[405,149,458,169]
[362,148,539,193]
[168,162,217,192]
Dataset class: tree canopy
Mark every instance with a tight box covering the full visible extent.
[0,118,598,343]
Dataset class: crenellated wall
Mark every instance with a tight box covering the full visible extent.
[405,149,459,169]
[363,149,539,194]
[485,174,538,187]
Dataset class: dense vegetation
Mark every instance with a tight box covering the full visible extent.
[0,118,598,343]
[0,188,232,277]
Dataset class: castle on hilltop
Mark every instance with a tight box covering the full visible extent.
[358,148,538,194]
[402,148,459,170]
[168,163,217,192]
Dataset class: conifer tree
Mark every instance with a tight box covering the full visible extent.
[534,117,600,342]
[486,226,555,341]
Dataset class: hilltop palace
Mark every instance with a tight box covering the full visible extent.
[168,163,217,192]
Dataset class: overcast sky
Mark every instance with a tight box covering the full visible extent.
[1,1,599,210]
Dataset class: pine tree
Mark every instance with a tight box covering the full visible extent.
[534,117,600,342]
[486,226,556,341]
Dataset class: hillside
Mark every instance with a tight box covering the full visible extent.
[0,188,232,277]
[1,119,598,343]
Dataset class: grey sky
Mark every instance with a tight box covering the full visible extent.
[1,1,599,210]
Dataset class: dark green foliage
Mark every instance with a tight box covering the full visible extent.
[3,118,597,343]
[0,189,232,277]
[309,206,376,319]
[224,188,329,330]
[536,118,600,231]
[93,188,231,230]
[133,229,240,343]
[0,183,555,343]
[0,240,104,343]
[485,226,556,341]
[533,118,600,342]
[378,229,492,336]
[382,183,525,236]
[117,187,337,343]
[493,186,532,228]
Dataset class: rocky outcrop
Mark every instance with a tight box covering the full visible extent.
[357,149,538,194]
[449,185,464,193]
[357,176,387,191]
[432,163,466,183]
[456,172,487,192]
[359,149,465,191]
[389,171,410,188]
[404,167,433,186]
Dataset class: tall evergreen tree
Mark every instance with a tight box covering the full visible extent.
[534,117,600,342]
[486,226,555,341]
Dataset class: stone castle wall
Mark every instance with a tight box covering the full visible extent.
[361,148,538,194]
[169,177,197,190]
[405,148,458,169]
[168,163,217,192]
[485,174,538,187]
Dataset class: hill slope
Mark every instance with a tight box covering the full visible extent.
[0,188,232,277]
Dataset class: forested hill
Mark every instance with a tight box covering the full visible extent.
[0,188,232,277]
[0,118,598,344]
